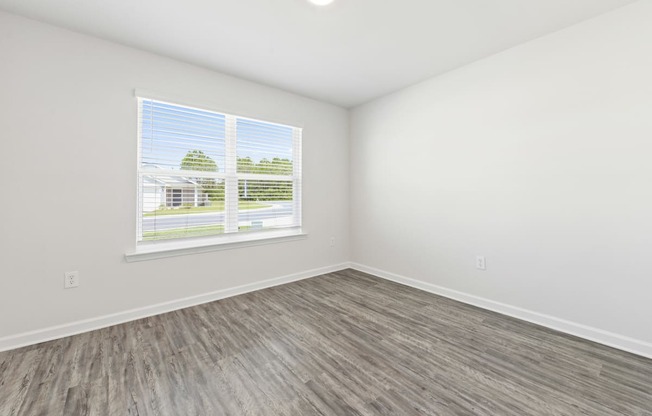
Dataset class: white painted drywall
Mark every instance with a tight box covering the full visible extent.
[0,11,349,339]
[350,1,652,345]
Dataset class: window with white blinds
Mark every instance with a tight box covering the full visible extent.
[137,97,302,243]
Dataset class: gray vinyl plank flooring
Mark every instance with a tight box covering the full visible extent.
[1,269,651,415]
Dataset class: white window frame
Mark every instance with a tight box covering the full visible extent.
[126,93,306,262]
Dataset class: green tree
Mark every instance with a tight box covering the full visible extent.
[237,156,293,201]
[237,156,255,173]
[180,150,224,201]
[181,150,217,172]
[271,157,293,175]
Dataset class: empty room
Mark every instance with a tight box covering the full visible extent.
[1,0,651,414]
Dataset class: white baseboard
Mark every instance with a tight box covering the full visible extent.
[5,262,650,360]
[0,263,350,353]
[350,262,652,360]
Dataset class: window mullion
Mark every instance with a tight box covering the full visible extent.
[136,98,145,242]
[136,172,143,241]
[292,127,302,227]
[224,115,238,233]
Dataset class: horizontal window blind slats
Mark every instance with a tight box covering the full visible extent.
[141,154,224,165]
[236,174,295,181]
[141,110,225,127]
[141,128,225,142]
[137,97,302,243]
[142,102,226,123]
[139,172,297,181]
[236,142,293,151]
[237,119,293,134]
[141,112,225,127]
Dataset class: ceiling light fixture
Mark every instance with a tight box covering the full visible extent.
[308,0,335,6]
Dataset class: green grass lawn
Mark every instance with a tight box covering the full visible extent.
[143,224,225,240]
[142,225,254,241]
[144,201,270,217]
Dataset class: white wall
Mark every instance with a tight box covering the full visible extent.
[350,1,652,349]
[0,11,349,341]
[3,1,652,356]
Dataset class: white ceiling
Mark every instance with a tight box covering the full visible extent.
[0,0,636,107]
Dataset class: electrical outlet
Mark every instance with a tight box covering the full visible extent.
[64,271,80,289]
[330,237,335,247]
[476,256,486,270]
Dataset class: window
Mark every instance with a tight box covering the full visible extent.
[137,97,302,245]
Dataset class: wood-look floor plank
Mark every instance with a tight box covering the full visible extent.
[1,269,651,415]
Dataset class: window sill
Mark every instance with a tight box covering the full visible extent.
[125,229,308,262]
